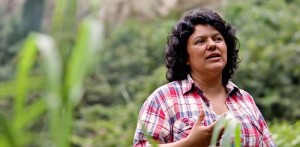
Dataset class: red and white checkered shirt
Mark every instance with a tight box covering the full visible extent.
[133,75,276,147]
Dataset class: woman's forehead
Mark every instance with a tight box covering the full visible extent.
[190,25,221,38]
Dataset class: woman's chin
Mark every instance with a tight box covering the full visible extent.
[206,64,225,72]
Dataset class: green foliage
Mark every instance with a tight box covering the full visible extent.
[269,120,300,146]
[224,0,300,120]
[72,104,138,146]
[84,19,173,105]
[0,0,45,81]
[78,0,300,145]
[0,1,104,146]
[0,0,299,146]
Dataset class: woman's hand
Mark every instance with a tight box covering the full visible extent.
[185,110,217,147]
[159,110,223,147]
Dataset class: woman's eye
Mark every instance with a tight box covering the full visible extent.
[215,36,223,42]
[195,40,204,45]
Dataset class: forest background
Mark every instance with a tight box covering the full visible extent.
[0,0,299,146]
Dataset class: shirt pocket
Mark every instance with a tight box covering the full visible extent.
[172,117,195,141]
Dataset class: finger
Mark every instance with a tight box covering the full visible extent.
[208,117,225,133]
[208,118,218,129]
[195,110,205,126]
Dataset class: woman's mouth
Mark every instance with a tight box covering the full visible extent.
[206,53,221,60]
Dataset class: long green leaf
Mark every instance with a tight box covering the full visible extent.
[65,19,104,106]
[234,122,241,147]
[47,0,78,146]
[210,117,227,145]
[49,108,73,147]
[48,19,104,147]
[0,112,17,147]
[0,77,45,100]
[35,33,62,109]
[33,33,66,147]
[14,99,47,130]
[51,0,76,35]
[222,119,240,147]
[15,34,37,127]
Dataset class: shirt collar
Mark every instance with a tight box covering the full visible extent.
[181,74,195,94]
[226,81,240,95]
[181,74,239,95]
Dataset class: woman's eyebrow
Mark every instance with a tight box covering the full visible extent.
[193,36,205,40]
[193,32,221,40]
[212,32,222,37]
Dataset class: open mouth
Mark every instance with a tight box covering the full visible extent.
[206,53,221,59]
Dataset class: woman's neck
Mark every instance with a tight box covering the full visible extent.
[190,73,225,96]
[190,73,228,115]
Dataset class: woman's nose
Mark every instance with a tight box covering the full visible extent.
[207,38,216,50]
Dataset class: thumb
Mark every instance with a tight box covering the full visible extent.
[195,110,205,126]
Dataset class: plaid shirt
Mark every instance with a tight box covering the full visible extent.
[133,75,276,147]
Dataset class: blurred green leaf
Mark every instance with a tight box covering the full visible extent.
[0,112,17,147]
[15,34,37,124]
[14,99,46,130]
[0,77,44,99]
[65,19,104,106]
[211,117,226,145]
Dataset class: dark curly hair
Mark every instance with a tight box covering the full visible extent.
[165,8,240,85]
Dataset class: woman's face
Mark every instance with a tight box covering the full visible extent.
[186,24,227,77]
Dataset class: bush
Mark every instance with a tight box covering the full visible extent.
[269,120,300,146]
[224,0,300,120]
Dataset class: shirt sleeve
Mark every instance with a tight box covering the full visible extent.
[255,106,277,147]
[245,91,277,147]
[133,92,171,147]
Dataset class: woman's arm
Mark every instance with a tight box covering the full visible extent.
[159,111,218,147]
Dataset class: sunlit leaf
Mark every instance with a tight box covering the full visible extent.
[15,34,37,127]
[234,122,241,147]
[65,19,104,106]
[35,33,62,109]
[222,119,240,147]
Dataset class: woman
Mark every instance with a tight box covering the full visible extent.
[133,8,275,147]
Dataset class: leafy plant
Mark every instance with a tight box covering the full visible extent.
[269,120,300,146]
[224,0,300,120]
[0,0,104,146]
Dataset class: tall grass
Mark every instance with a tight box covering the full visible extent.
[0,0,104,146]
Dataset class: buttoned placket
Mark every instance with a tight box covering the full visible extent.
[193,86,218,124]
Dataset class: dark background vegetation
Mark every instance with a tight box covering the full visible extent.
[0,0,299,146]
